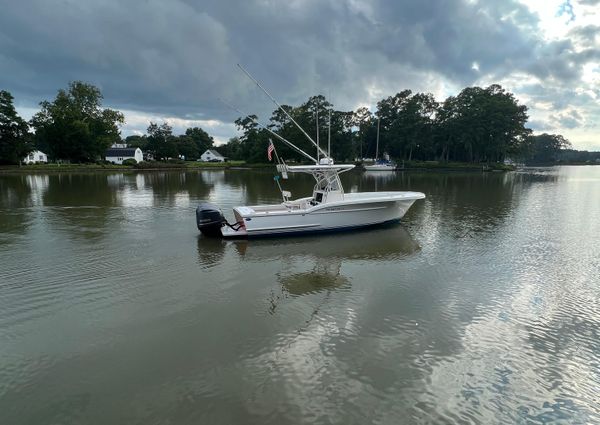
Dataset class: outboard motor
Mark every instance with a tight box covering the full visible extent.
[196,202,224,237]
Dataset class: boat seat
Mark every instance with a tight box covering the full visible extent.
[235,206,255,216]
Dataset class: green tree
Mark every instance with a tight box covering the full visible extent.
[125,135,148,150]
[185,127,214,155]
[0,90,32,164]
[436,85,530,163]
[352,107,374,159]
[525,133,571,164]
[229,86,535,165]
[402,93,438,161]
[375,90,413,158]
[31,81,124,162]
[374,90,439,161]
[146,122,178,160]
[219,136,244,160]
[235,115,270,163]
[176,135,200,160]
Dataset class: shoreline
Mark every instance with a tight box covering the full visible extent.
[2,161,595,174]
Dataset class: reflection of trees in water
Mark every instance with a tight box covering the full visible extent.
[223,169,315,205]
[419,172,558,237]
[0,175,34,236]
[346,170,558,238]
[138,172,212,207]
[42,173,120,240]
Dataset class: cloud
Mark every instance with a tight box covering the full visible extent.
[1,0,600,149]
[550,109,585,128]
[120,110,237,145]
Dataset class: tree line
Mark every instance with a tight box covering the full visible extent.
[0,82,215,164]
[0,80,586,166]
[220,85,575,165]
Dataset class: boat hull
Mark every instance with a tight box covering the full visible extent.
[363,164,396,171]
[222,192,424,238]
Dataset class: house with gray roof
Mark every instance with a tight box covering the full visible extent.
[105,147,143,164]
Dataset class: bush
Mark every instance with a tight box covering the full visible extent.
[133,161,186,169]
[122,158,137,166]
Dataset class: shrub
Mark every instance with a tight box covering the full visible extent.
[122,158,137,166]
[167,158,185,164]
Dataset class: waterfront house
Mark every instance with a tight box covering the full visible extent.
[105,147,144,164]
[200,149,226,162]
[23,150,48,164]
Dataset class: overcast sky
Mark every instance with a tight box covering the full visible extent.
[1,0,599,150]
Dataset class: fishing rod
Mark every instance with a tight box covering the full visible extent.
[237,64,329,160]
[218,98,318,163]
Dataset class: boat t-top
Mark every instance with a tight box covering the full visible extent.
[196,65,425,238]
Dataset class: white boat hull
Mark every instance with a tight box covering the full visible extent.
[364,164,396,171]
[222,191,424,238]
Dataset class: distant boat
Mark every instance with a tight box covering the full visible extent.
[196,65,425,238]
[364,118,396,171]
[364,160,396,171]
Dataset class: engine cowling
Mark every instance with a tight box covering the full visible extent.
[196,202,224,237]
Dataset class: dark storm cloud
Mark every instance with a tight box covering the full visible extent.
[0,0,596,131]
[0,0,239,115]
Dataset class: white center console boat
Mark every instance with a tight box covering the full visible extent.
[195,65,425,238]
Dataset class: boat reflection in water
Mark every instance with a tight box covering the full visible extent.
[232,224,419,262]
[198,224,420,299]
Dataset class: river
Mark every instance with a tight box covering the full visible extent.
[1,166,599,424]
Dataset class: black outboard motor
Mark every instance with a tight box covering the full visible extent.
[196,202,224,237]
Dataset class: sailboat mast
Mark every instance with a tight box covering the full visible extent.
[376,118,380,160]
[316,108,319,162]
[328,109,331,157]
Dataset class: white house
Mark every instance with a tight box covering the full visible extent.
[200,149,226,162]
[105,147,143,164]
[23,150,48,164]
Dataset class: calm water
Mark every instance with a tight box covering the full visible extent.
[1,166,599,424]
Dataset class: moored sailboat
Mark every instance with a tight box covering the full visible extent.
[364,118,396,171]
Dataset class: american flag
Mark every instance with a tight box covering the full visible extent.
[267,140,275,161]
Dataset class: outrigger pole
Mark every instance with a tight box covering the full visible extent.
[219,98,318,163]
[237,64,329,161]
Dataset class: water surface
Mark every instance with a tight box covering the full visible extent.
[1,166,599,424]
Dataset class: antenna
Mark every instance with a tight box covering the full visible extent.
[237,64,328,159]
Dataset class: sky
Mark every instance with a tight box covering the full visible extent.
[1,0,599,150]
